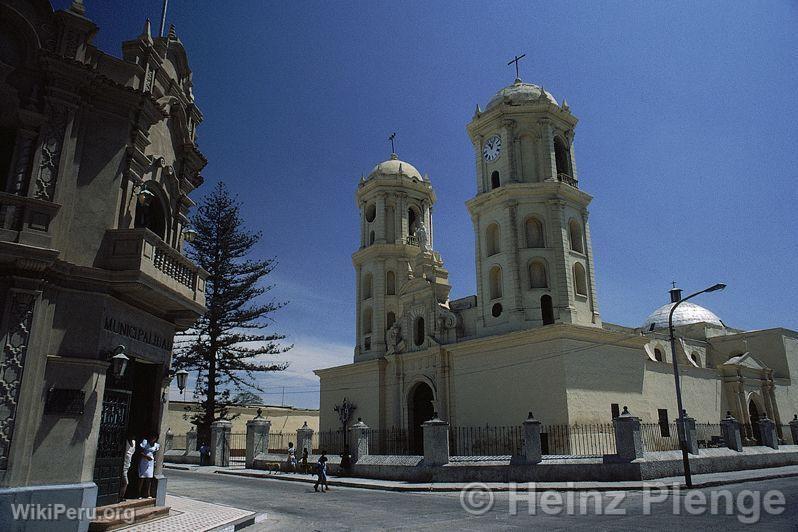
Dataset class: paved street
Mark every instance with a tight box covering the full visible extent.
[165,469,798,530]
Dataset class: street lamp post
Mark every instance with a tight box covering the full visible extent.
[668,282,726,488]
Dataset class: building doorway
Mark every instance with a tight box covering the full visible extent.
[93,359,162,505]
[407,382,435,455]
[748,399,762,444]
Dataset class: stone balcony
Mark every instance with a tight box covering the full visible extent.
[98,228,207,323]
[557,172,579,188]
[0,191,61,249]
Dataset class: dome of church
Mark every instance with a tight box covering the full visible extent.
[367,154,423,181]
[642,302,724,330]
[486,79,558,110]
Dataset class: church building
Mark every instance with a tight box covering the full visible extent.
[316,74,798,451]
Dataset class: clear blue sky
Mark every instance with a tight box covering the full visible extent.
[58,1,798,408]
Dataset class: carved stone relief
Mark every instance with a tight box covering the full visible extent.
[0,291,36,470]
[33,106,68,201]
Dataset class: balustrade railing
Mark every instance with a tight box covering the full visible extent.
[557,172,578,187]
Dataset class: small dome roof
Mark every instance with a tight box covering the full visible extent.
[366,153,423,181]
[642,301,724,330]
[486,79,558,110]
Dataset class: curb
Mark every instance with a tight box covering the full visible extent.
[211,468,798,493]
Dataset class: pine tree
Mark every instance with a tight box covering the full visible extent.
[173,182,291,444]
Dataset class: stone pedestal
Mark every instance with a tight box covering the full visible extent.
[422,414,450,466]
[210,420,232,466]
[349,418,369,463]
[676,413,699,455]
[720,412,743,452]
[246,417,271,469]
[164,428,174,452]
[521,412,542,464]
[297,421,314,456]
[186,428,198,452]
[789,415,798,445]
[613,406,643,462]
[758,416,778,449]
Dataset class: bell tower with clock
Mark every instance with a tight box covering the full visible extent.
[465,75,602,335]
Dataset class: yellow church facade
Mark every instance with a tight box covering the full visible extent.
[315,77,798,450]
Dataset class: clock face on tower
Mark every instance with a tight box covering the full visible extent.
[482,135,502,162]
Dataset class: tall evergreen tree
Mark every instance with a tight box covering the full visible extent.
[173,182,291,443]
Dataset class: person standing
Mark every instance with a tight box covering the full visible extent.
[119,434,136,499]
[287,442,297,473]
[314,451,329,492]
[137,433,160,498]
[300,448,309,474]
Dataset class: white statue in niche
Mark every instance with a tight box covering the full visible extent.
[414,221,430,252]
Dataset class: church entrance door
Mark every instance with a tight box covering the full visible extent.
[408,383,435,455]
[748,400,762,444]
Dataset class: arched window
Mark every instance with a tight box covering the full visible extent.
[414,317,425,346]
[365,203,376,223]
[491,303,503,317]
[386,206,395,243]
[369,230,375,245]
[525,217,544,248]
[486,223,500,256]
[690,352,700,366]
[540,295,554,325]
[491,171,500,190]
[386,311,396,330]
[363,272,373,299]
[489,265,503,300]
[363,307,373,334]
[134,194,167,241]
[386,271,396,295]
[554,136,571,176]
[654,348,664,362]
[408,207,418,235]
[568,219,584,253]
[529,261,548,289]
[573,262,587,296]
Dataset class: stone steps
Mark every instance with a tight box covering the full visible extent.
[89,498,170,531]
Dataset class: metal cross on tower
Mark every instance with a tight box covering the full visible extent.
[389,132,397,154]
[507,53,526,80]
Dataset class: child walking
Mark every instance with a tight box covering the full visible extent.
[314,451,329,492]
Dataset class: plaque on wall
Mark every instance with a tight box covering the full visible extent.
[44,388,85,416]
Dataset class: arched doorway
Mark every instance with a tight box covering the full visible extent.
[748,399,762,444]
[540,295,554,325]
[407,382,435,455]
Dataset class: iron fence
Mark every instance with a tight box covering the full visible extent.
[541,424,616,456]
[696,424,724,449]
[640,423,680,451]
[317,429,348,454]
[741,424,762,446]
[367,427,412,455]
[268,432,288,453]
[229,432,246,461]
[449,425,522,456]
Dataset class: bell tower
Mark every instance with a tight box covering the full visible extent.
[353,153,436,361]
[466,76,601,335]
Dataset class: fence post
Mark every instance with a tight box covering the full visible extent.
[349,418,369,463]
[164,428,174,452]
[210,420,232,466]
[297,421,314,456]
[613,406,643,462]
[521,412,542,464]
[758,415,778,449]
[186,427,198,454]
[789,415,798,445]
[246,414,271,469]
[422,413,450,466]
[720,411,743,452]
[676,410,699,455]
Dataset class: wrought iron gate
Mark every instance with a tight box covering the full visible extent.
[92,389,131,507]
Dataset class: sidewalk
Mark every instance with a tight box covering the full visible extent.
[114,494,258,532]
[165,463,798,492]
